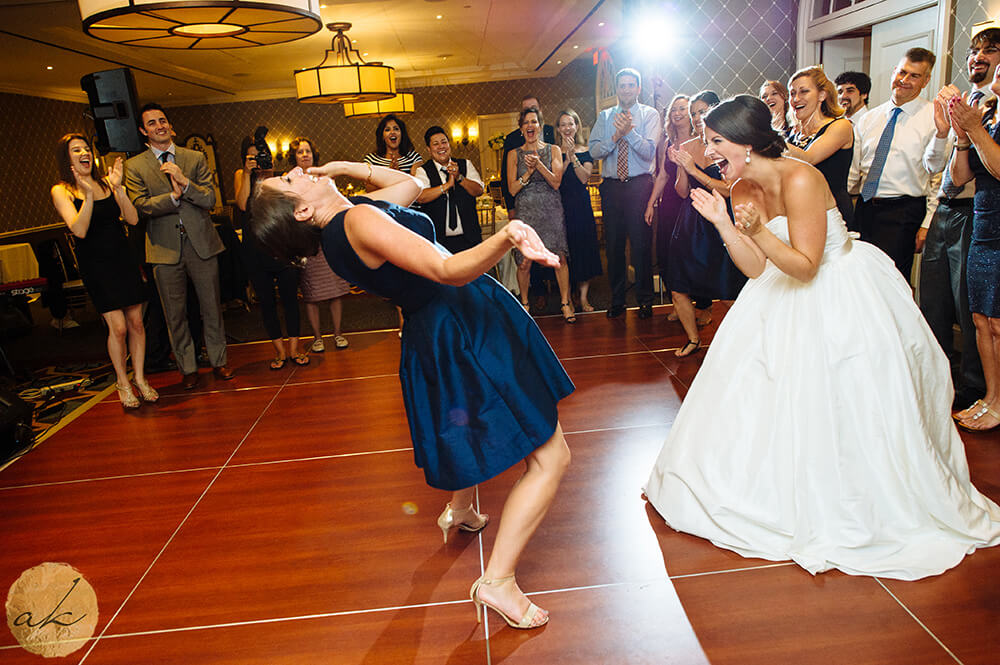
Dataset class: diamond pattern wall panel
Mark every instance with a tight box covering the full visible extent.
[643,0,798,110]
[0,93,91,234]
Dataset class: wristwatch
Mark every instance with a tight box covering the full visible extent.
[456,173,464,184]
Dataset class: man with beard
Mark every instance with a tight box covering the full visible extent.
[849,48,949,275]
[920,28,1000,409]
[835,71,871,122]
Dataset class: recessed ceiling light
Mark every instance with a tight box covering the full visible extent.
[556,60,562,64]
[436,15,442,19]
[352,39,357,43]
[362,52,368,56]
[598,22,605,27]
[320,3,326,7]
[46,65,53,70]
[573,44,578,49]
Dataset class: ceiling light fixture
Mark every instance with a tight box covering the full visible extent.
[77,0,322,49]
[295,22,396,104]
[343,92,415,118]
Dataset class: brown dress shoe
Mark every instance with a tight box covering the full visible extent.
[213,365,235,380]
[182,372,200,390]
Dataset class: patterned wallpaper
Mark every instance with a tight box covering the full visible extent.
[0,93,91,235]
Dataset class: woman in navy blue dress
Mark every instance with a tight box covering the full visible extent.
[947,86,1000,432]
[668,91,746,356]
[556,109,602,312]
[252,161,573,630]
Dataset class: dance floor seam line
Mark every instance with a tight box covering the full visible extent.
[74,372,296,665]
[1,423,676,491]
[874,577,965,665]
[0,579,690,651]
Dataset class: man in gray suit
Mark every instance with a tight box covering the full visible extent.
[125,103,234,389]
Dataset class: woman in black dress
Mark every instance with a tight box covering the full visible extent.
[50,133,153,408]
[234,136,306,369]
[556,109,602,312]
[252,161,572,630]
[783,67,855,228]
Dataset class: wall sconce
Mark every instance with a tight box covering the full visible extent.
[268,139,289,163]
[452,124,478,146]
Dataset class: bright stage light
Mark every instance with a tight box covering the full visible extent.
[629,11,676,60]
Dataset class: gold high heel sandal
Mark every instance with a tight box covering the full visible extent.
[134,381,159,403]
[437,503,489,543]
[116,383,140,409]
[470,574,548,629]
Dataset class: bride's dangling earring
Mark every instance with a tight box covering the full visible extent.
[745,147,752,164]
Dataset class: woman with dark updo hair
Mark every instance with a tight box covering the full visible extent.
[644,95,1000,580]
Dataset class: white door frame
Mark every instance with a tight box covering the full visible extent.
[796,0,953,92]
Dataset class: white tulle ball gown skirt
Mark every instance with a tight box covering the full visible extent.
[644,210,1000,580]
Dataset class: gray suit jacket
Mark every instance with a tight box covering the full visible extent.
[125,146,223,265]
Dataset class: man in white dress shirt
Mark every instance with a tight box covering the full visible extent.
[849,48,950,279]
[919,29,1000,408]
[413,126,485,255]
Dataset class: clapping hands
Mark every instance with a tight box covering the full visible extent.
[106,157,125,189]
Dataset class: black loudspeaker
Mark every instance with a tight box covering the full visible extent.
[0,388,33,462]
[80,68,144,154]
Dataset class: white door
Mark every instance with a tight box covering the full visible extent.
[821,36,869,81]
[476,112,519,183]
[868,6,938,107]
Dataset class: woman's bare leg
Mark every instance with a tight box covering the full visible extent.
[516,259,532,307]
[102,309,130,386]
[671,291,699,356]
[475,423,571,624]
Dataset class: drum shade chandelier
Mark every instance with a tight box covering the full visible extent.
[77,0,322,49]
[295,22,396,104]
[343,93,414,118]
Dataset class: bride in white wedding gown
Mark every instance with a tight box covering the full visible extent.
[644,96,1000,580]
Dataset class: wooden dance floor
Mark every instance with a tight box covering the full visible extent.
[2,304,998,664]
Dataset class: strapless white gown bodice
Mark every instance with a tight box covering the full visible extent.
[644,207,1000,580]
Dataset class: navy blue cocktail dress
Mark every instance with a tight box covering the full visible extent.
[321,197,575,490]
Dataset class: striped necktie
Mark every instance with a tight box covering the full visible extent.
[861,106,902,201]
[617,138,629,179]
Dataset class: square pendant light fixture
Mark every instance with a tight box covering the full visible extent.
[78,0,323,49]
[342,93,415,118]
[295,22,396,104]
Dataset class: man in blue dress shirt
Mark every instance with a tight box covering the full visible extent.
[589,68,662,318]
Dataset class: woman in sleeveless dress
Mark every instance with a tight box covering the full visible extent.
[507,106,574,322]
[50,133,154,409]
[783,66,855,228]
[668,91,746,356]
[252,161,573,629]
[289,137,353,352]
[644,96,1000,580]
[947,84,1000,432]
[646,94,712,325]
[556,109,602,312]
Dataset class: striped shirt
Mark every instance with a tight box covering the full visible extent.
[363,150,423,173]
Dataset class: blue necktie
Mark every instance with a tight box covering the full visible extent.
[861,107,902,201]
